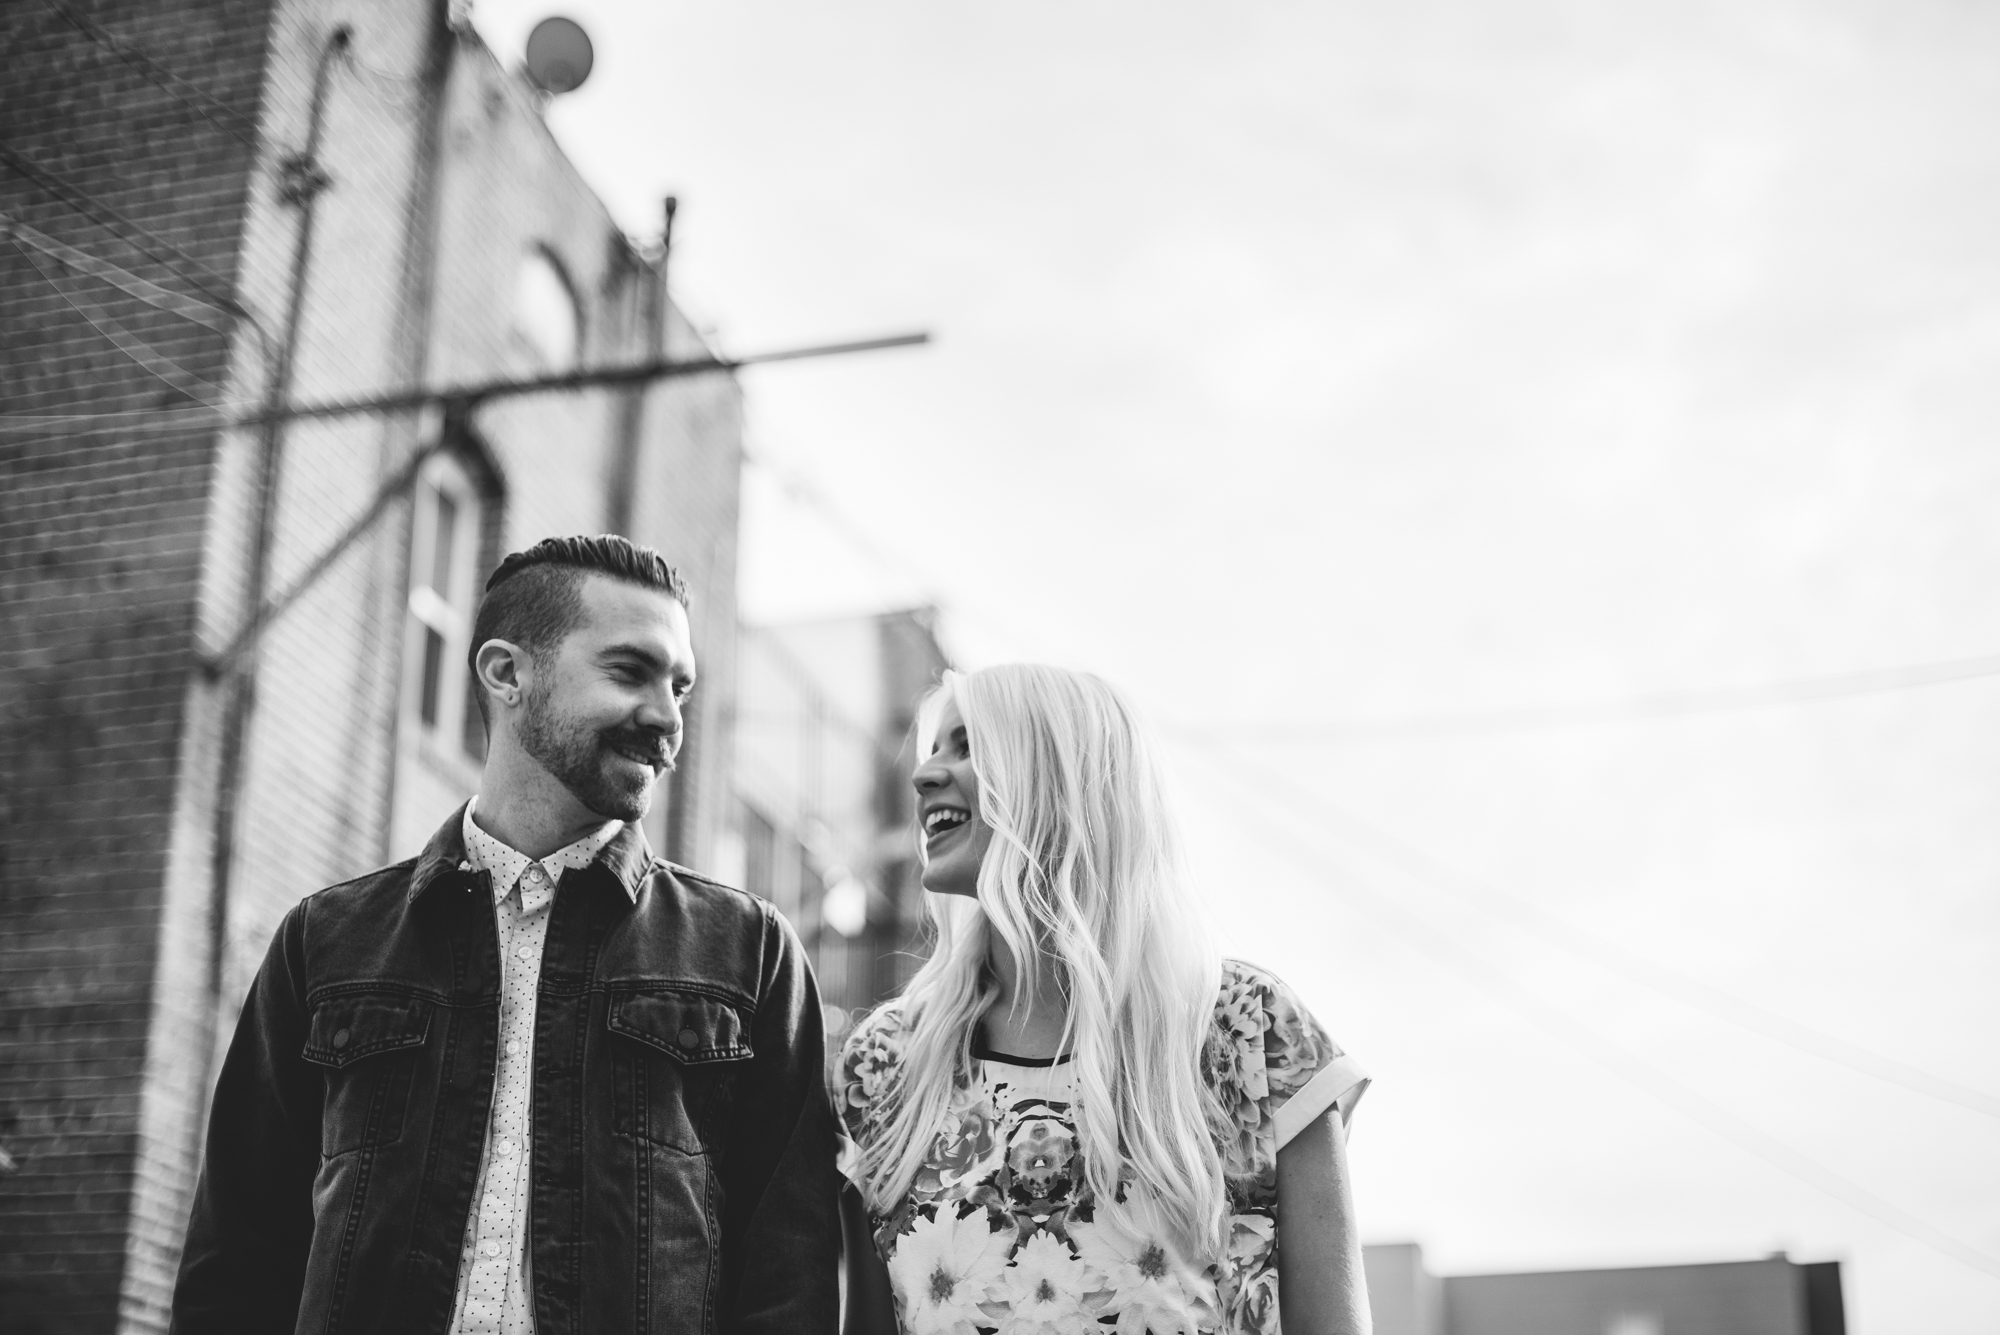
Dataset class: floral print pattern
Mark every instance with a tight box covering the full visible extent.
[837,960,1348,1335]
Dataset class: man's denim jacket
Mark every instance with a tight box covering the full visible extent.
[171,807,839,1335]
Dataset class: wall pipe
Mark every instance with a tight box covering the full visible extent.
[199,22,350,1094]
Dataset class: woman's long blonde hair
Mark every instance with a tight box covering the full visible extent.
[855,664,1227,1253]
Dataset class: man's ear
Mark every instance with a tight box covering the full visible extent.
[474,639,530,716]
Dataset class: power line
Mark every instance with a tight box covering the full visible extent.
[740,444,940,603]
[1188,753,2000,1283]
[46,0,263,148]
[1180,654,2000,745]
[336,45,430,118]
[1185,741,2000,1122]
[12,237,229,404]
[0,139,247,311]
[0,407,227,437]
[1,210,239,333]
[739,443,1057,663]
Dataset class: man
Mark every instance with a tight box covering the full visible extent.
[173,535,838,1334]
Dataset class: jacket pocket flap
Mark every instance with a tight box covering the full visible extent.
[609,991,752,1065]
[304,994,433,1068]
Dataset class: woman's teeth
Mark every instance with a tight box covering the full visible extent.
[924,808,969,835]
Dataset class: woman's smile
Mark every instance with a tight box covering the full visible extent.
[923,804,971,851]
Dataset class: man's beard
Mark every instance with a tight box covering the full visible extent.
[516,683,674,821]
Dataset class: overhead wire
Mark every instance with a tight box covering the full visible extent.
[0,140,248,313]
[740,443,942,607]
[1183,746,2000,1283]
[1180,739,2000,1122]
[1180,653,2000,745]
[45,0,263,148]
[12,236,230,405]
[1,210,238,333]
[336,45,430,118]
[737,442,1067,663]
[0,407,229,439]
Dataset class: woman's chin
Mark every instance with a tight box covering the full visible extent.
[920,865,978,899]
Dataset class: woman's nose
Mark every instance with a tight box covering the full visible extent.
[912,760,946,792]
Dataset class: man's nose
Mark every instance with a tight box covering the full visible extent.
[635,689,681,736]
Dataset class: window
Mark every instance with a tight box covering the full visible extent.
[407,455,484,758]
[511,248,580,369]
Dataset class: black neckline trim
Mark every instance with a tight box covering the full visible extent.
[973,1046,1072,1067]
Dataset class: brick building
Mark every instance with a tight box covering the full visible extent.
[1,3,742,1329]
[726,609,950,1035]
[1364,1243,1847,1335]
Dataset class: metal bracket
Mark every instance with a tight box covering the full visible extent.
[277,153,333,207]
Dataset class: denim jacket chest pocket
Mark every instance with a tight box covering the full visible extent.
[302,992,433,1158]
[607,989,754,1154]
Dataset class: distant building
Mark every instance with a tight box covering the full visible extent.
[1364,1243,1846,1335]
[1,3,740,1329]
[725,609,950,1033]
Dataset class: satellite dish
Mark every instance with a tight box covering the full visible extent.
[524,17,593,94]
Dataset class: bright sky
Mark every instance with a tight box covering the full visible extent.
[474,1,2000,1328]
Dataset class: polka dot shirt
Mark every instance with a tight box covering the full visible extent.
[448,800,626,1335]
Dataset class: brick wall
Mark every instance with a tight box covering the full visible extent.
[126,2,453,1328]
[3,4,746,1331]
[0,1,273,1330]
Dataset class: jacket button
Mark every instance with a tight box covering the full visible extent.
[677,1028,700,1050]
[332,1028,350,1049]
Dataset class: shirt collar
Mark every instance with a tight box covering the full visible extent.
[461,798,630,906]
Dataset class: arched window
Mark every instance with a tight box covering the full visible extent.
[511,248,580,369]
[406,452,486,759]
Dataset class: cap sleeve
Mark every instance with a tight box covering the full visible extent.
[832,1003,909,1188]
[1214,960,1370,1155]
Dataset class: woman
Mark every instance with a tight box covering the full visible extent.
[835,665,1372,1335]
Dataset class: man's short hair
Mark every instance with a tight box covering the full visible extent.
[466,535,689,723]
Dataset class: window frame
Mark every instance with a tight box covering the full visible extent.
[405,452,484,759]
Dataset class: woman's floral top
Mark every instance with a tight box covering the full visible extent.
[835,959,1368,1335]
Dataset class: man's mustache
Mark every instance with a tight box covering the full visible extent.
[603,726,676,772]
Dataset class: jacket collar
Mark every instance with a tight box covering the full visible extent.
[408,802,657,903]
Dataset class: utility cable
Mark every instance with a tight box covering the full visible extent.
[1181,654,2000,745]
[336,45,430,118]
[0,140,247,311]
[740,443,942,606]
[739,442,1059,664]
[1,210,238,333]
[12,237,229,405]
[0,407,228,438]
[1186,751,2000,1283]
[1185,740,2000,1121]
[46,0,263,148]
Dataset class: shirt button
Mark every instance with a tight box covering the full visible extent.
[478,1239,499,1257]
[498,1138,517,1156]
[506,1038,521,1055]
[516,944,534,960]
[678,1028,700,1050]
[331,1028,350,1049]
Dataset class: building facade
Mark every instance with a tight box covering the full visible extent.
[726,609,951,1036]
[1364,1244,1846,1335]
[0,3,742,1330]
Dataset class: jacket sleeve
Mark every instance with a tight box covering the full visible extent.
[719,901,841,1334]
[170,902,322,1333]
